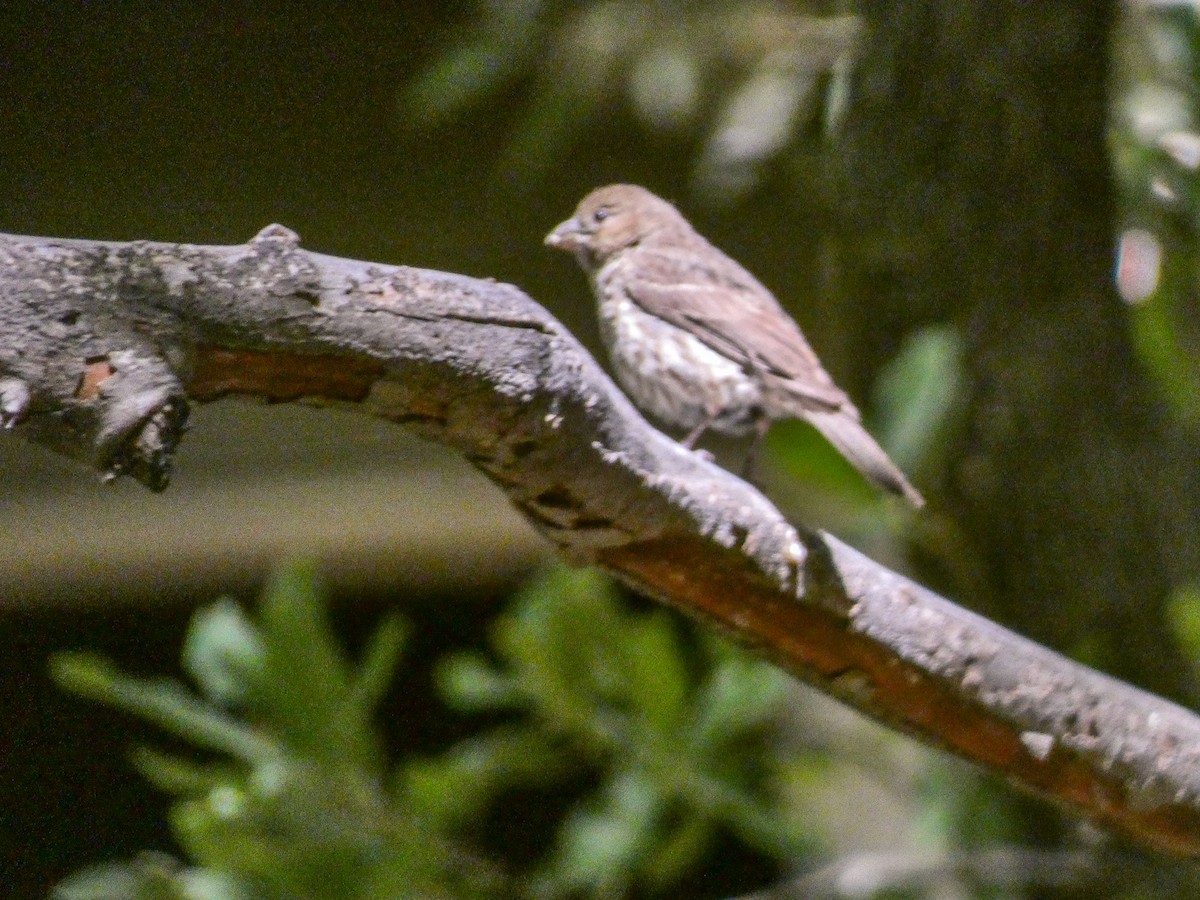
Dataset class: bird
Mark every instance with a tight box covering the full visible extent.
[545,183,924,507]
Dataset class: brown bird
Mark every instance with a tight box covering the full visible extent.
[546,184,924,507]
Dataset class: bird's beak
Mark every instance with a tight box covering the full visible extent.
[545,217,584,251]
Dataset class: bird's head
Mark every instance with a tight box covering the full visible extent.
[546,184,684,268]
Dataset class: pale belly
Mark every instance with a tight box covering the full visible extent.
[599,296,761,435]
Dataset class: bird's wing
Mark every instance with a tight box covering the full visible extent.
[619,243,850,412]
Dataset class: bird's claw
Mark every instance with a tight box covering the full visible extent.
[0,377,30,429]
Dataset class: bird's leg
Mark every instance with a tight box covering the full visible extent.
[681,407,722,463]
[681,398,727,449]
[741,415,772,481]
[681,417,712,449]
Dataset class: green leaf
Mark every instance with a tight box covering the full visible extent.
[182,598,265,707]
[129,745,233,796]
[767,418,877,504]
[401,41,527,125]
[497,76,599,189]
[52,859,180,900]
[1167,582,1200,662]
[916,760,1020,851]
[250,559,380,773]
[399,725,570,830]
[170,758,388,900]
[52,855,255,900]
[51,652,277,763]
[349,613,407,717]
[691,653,789,753]
[1130,292,1200,424]
[173,870,257,900]
[620,609,690,735]
[398,0,547,126]
[542,769,664,895]
[642,816,714,889]
[628,43,702,130]
[872,324,965,471]
[435,650,520,712]
[495,566,632,738]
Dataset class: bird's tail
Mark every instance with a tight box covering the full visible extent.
[803,410,925,508]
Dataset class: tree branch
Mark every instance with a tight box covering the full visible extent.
[4,227,1200,856]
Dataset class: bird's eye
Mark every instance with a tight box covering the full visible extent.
[593,207,610,223]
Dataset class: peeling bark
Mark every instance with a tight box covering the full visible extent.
[3,227,1200,856]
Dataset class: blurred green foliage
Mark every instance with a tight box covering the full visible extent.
[1166,581,1200,666]
[1113,3,1200,422]
[871,326,964,479]
[767,324,960,520]
[403,0,860,197]
[51,562,827,899]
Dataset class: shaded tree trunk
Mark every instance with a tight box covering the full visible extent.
[840,0,1200,706]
